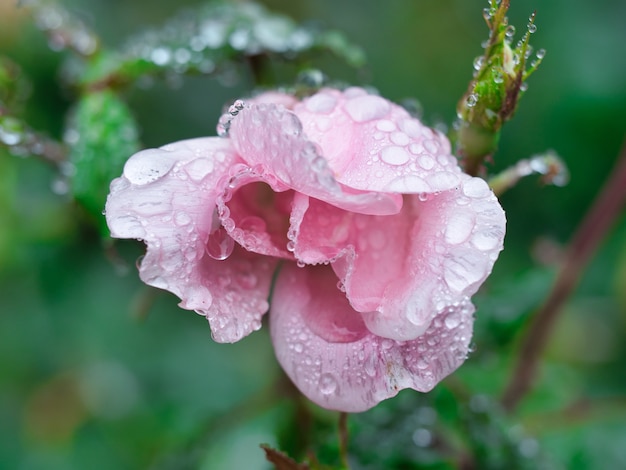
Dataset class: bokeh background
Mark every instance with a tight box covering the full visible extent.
[1,0,625,468]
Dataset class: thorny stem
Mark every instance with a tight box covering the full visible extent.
[501,140,626,412]
[338,412,350,469]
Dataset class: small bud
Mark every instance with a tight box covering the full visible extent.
[456,0,544,175]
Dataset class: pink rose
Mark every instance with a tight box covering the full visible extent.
[105,87,505,412]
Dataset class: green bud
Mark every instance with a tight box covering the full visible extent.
[456,0,544,175]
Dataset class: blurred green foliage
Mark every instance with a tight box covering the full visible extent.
[1,0,625,469]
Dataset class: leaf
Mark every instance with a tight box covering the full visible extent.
[68,90,139,232]
[261,444,311,470]
[80,1,365,88]
[0,56,31,111]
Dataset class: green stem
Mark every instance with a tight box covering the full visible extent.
[338,412,350,469]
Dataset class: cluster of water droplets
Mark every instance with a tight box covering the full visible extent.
[0,115,66,178]
[121,1,336,81]
[26,0,98,56]
[216,99,245,137]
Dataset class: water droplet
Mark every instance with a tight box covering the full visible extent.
[412,428,433,447]
[380,146,410,166]
[505,25,516,39]
[0,118,23,145]
[528,23,537,34]
[150,47,171,66]
[471,230,501,251]
[51,178,69,195]
[376,119,396,132]
[294,343,304,353]
[444,314,461,329]
[124,149,175,185]
[473,55,484,71]
[319,373,338,395]
[536,48,546,59]
[466,94,478,108]
[206,227,235,260]
[520,82,529,92]
[444,211,475,245]
[492,69,504,84]
[305,92,337,114]
[174,212,192,227]
[239,215,267,233]
[344,95,390,122]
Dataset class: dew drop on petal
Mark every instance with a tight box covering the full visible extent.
[444,212,475,245]
[305,92,337,114]
[462,177,491,198]
[380,146,410,166]
[376,119,396,132]
[239,215,267,233]
[206,227,235,260]
[174,211,192,227]
[319,373,338,395]
[124,149,176,185]
[444,314,461,329]
[344,95,390,122]
[471,230,501,251]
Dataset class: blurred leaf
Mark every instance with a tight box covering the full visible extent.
[79,1,365,89]
[68,90,139,232]
[472,267,555,349]
[0,55,31,111]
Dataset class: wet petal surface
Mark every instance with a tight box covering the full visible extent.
[289,174,505,342]
[106,137,275,342]
[270,263,475,412]
[293,87,463,194]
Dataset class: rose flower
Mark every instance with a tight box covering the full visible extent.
[105,87,505,412]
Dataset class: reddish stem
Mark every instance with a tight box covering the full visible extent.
[501,140,626,412]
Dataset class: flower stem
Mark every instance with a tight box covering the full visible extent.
[501,140,626,412]
[338,412,350,469]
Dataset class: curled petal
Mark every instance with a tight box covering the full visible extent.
[228,101,402,215]
[289,175,505,341]
[105,138,275,342]
[293,87,463,194]
[215,164,295,259]
[270,263,474,412]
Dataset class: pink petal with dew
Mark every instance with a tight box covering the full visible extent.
[228,101,402,216]
[105,137,276,343]
[289,175,505,341]
[214,164,295,259]
[293,87,463,194]
[270,263,475,412]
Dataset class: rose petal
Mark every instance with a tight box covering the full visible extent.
[270,263,474,412]
[215,164,295,259]
[293,88,463,194]
[105,137,275,342]
[228,102,402,216]
[289,174,505,341]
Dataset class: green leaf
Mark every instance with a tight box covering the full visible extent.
[80,1,365,89]
[68,90,139,232]
[0,56,31,111]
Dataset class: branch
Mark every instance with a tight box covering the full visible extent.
[501,139,626,411]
